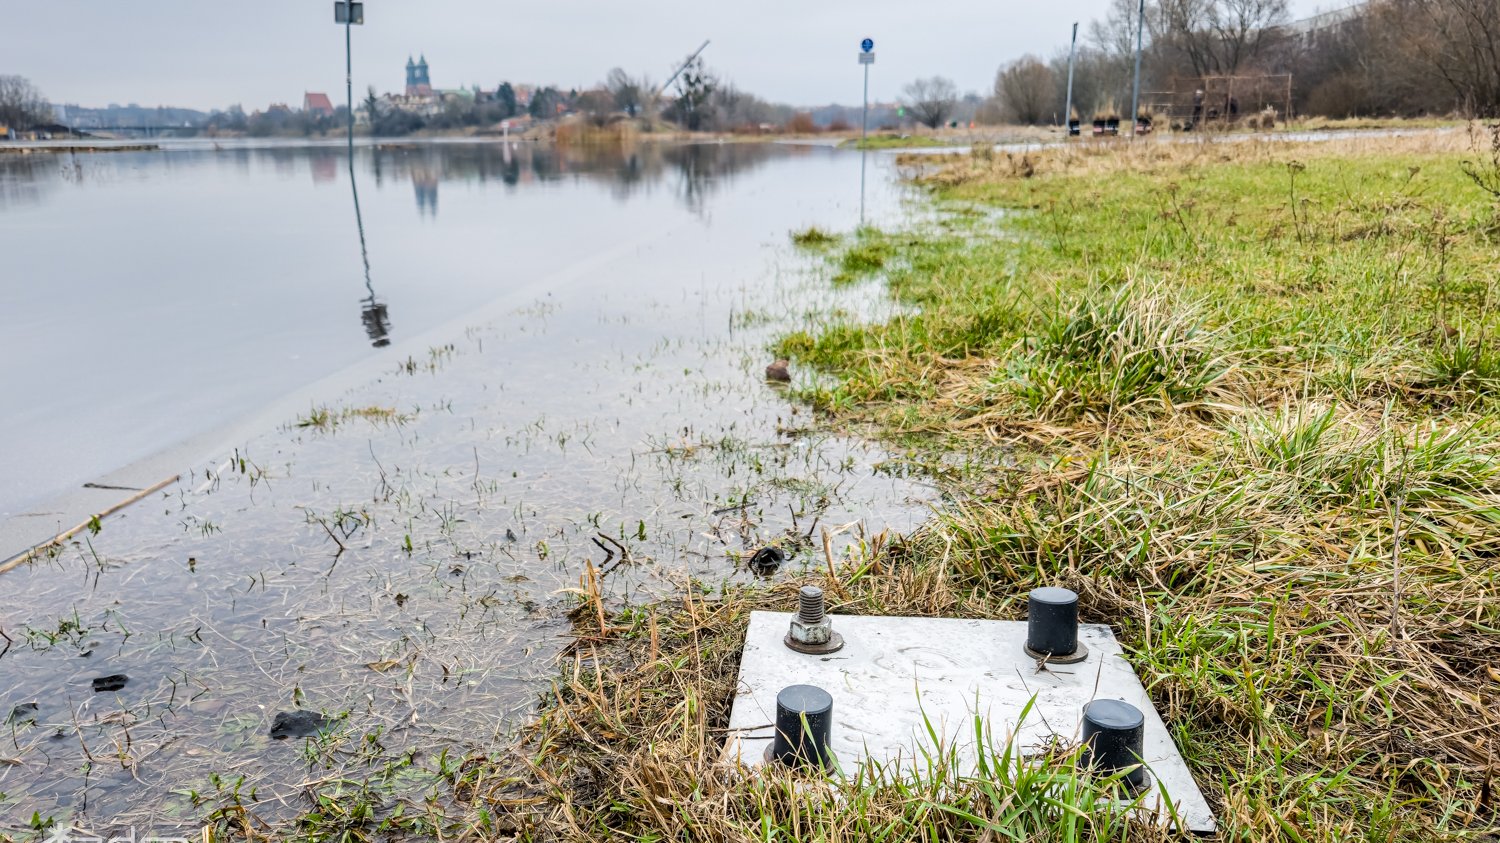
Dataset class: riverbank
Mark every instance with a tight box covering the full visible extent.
[486,127,1500,841]
[0,141,160,153]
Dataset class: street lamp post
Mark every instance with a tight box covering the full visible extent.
[335,1,364,159]
[334,2,384,346]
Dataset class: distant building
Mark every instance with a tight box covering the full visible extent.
[405,55,433,97]
[304,92,335,117]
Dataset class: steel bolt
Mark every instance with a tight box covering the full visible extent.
[785,585,844,654]
[1081,699,1149,791]
[798,585,826,624]
[767,684,835,768]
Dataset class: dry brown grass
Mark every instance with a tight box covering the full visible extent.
[906,127,1475,186]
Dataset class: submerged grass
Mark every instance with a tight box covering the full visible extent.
[790,225,838,248]
[293,404,413,431]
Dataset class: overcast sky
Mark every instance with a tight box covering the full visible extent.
[11,0,1329,111]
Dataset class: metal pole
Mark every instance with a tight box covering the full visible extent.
[1130,0,1145,137]
[1064,22,1078,133]
[861,63,870,143]
[345,13,355,161]
[859,64,868,227]
[864,147,876,226]
[659,40,711,97]
[343,5,377,342]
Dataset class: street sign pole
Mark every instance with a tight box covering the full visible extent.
[1130,0,1145,137]
[1064,22,1077,135]
[858,38,874,144]
[862,63,869,143]
[857,39,874,229]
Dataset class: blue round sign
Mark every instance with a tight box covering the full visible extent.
[861,38,874,53]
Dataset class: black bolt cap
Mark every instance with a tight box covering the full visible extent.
[1027,586,1080,657]
[770,684,834,769]
[1081,698,1148,790]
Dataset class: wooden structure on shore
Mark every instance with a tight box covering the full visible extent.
[1142,74,1294,129]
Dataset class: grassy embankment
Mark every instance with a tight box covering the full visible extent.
[483,128,1500,842]
[842,133,957,150]
[212,128,1500,842]
[1292,115,1469,133]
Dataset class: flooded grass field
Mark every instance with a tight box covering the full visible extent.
[0,141,936,836]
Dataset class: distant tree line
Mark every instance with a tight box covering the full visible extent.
[979,0,1500,124]
[298,60,807,138]
[0,75,53,129]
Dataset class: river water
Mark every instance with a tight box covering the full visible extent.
[0,140,934,836]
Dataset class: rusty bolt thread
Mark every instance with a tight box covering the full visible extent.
[797,586,826,624]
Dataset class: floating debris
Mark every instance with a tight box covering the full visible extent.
[749,545,785,574]
[269,710,329,740]
[7,702,40,725]
[91,674,128,693]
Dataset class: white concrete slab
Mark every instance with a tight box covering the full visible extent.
[725,611,1215,834]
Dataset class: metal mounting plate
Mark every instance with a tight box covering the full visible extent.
[723,612,1215,834]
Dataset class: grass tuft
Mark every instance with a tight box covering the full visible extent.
[790,225,838,248]
[1004,281,1237,419]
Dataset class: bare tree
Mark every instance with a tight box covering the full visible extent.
[709,82,781,130]
[1213,0,1291,72]
[666,56,716,131]
[576,89,616,126]
[605,68,645,117]
[1376,0,1500,116]
[995,57,1057,124]
[1152,0,1289,76]
[1072,0,1491,118]
[0,75,53,130]
[903,76,959,129]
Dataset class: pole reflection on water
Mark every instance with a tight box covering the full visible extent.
[859,148,868,229]
[350,148,391,348]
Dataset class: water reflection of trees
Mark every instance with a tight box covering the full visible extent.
[0,142,799,215]
[358,141,792,213]
[0,155,64,209]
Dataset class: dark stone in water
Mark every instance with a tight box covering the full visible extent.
[92,675,128,693]
[270,710,329,740]
[7,702,40,725]
[765,360,792,383]
[750,546,786,573]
